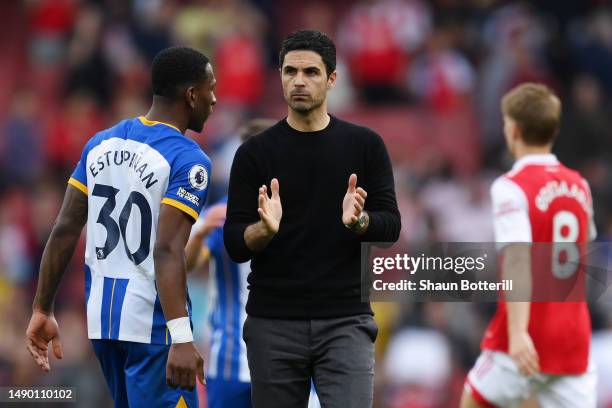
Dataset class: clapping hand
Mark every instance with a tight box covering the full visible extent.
[342,174,367,226]
[258,178,282,235]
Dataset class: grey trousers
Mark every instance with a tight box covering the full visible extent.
[243,314,378,408]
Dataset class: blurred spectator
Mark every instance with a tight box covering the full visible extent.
[570,9,612,94]
[420,165,493,242]
[0,198,31,285]
[337,0,431,103]
[407,27,475,113]
[130,0,174,62]
[214,32,265,107]
[172,0,266,56]
[172,0,267,110]
[64,4,112,106]
[45,91,104,171]
[382,302,473,408]
[26,0,77,65]
[0,89,43,185]
[555,75,612,168]
[383,327,452,408]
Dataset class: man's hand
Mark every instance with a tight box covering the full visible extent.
[166,343,205,391]
[257,178,282,235]
[197,203,227,238]
[25,311,63,372]
[185,203,227,271]
[509,331,540,376]
[342,174,367,226]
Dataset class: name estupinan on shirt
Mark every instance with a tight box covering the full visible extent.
[88,150,158,189]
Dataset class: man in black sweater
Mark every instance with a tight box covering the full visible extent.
[224,30,401,407]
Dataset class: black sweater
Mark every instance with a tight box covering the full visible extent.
[224,116,401,318]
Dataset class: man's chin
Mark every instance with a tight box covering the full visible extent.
[290,102,313,114]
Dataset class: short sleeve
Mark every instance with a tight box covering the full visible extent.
[161,148,211,222]
[68,139,93,195]
[490,177,532,248]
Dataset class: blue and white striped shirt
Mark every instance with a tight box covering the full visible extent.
[70,117,211,345]
[204,197,250,382]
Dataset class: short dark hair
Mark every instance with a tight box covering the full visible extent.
[279,30,336,77]
[151,47,210,99]
[501,83,561,146]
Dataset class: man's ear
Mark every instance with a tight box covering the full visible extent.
[186,86,196,109]
[327,70,337,89]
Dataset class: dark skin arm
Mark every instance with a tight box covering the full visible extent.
[27,185,88,371]
[154,204,204,391]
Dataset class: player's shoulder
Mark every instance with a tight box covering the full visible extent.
[140,124,210,167]
[555,163,593,196]
[82,118,134,154]
[171,138,211,168]
[556,162,587,182]
[513,158,588,187]
[490,175,527,202]
[492,173,520,189]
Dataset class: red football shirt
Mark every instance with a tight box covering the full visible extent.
[481,154,596,374]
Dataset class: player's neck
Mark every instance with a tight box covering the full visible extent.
[513,143,553,162]
[145,99,188,134]
[286,105,330,132]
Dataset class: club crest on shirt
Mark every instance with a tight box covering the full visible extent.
[189,165,208,190]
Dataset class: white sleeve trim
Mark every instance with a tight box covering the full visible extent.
[490,177,532,249]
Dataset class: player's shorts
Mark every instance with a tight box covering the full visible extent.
[465,350,596,408]
[205,377,251,408]
[91,340,198,408]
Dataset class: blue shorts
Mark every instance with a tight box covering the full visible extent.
[91,340,198,408]
[206,377,251,408]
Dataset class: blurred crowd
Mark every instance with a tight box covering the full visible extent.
[1,0,612,407]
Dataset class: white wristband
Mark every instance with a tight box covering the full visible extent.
[166,317,194,344]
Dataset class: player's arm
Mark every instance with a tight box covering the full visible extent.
[184,203,227,271]
[184,236,209,272]
[490,177,539,375]
[155,205,193,320]
[154,205,204,390]
[27,184,88,371]
[503,243,539,376]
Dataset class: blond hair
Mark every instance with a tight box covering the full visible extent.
[501,83,561,145]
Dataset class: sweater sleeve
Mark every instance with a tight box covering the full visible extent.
[361,131,401,243]
[223,140,261,262]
